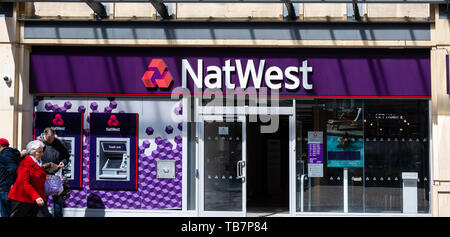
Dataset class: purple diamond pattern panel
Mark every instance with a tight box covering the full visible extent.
[139,136,182,209]
[63,135,182,210]
[53,100,183,210]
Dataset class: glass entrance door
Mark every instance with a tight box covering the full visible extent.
[199,115,246,217]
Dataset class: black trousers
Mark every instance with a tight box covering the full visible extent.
[9,199,52,217]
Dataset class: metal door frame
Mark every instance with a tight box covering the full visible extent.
[198,114,247,217]
[196,104,296,217]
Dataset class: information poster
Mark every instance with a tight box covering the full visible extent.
[307,131,323,177]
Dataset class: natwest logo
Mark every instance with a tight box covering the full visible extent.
[52,114,64,126]
[107,115,119,127]
[106,115,120,132]
[142,59,173,89]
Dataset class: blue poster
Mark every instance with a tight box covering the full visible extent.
[327,135,364,168]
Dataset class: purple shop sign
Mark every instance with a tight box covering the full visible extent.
[30,47,431,97]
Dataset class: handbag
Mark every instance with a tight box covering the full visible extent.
[44,173,64,196]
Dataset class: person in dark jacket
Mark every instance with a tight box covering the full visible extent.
[0,138,21,217]
[38,128,69,217]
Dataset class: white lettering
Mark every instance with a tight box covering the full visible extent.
[284,66,300,90]
[300,60,313,90]
[236,59,265,89]
[181,221,216,235]
[182,59,203,89]
[204,66,222,89]
[223,59,236,89]
[264,66,283,90]
[182,59,312,91]
[51,127,66,131]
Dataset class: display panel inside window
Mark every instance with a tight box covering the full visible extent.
[296,99,430,214]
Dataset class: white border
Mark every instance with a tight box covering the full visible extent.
[289,100,296,216]
[198,114,247,217]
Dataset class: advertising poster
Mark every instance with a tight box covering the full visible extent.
[326,105,364,168]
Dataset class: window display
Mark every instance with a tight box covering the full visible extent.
[296,99,430,213]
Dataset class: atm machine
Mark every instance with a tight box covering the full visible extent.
[33,111,84,188]
[95,138,130,181]
[59,137,75,180]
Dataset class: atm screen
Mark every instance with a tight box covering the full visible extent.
[102,142,127,152]
[61,139,72,153]
[58,137,75,180]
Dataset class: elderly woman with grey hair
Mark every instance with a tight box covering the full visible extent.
[8,140,51,217]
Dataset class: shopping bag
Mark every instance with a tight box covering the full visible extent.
[45,174,64,196]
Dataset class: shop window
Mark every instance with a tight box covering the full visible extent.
[296,99,430,214]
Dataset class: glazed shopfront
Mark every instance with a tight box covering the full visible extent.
[29,47,431,216]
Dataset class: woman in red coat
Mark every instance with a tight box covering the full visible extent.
[8,140,51,217]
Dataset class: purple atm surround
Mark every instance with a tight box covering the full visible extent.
[89,113,138,190]
[33,112,84,189]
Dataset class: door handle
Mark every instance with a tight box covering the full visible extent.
[237,161,246,182]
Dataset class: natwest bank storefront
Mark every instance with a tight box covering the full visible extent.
[29,47,431,216]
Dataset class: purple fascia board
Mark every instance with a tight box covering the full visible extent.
[30,48,431,97]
